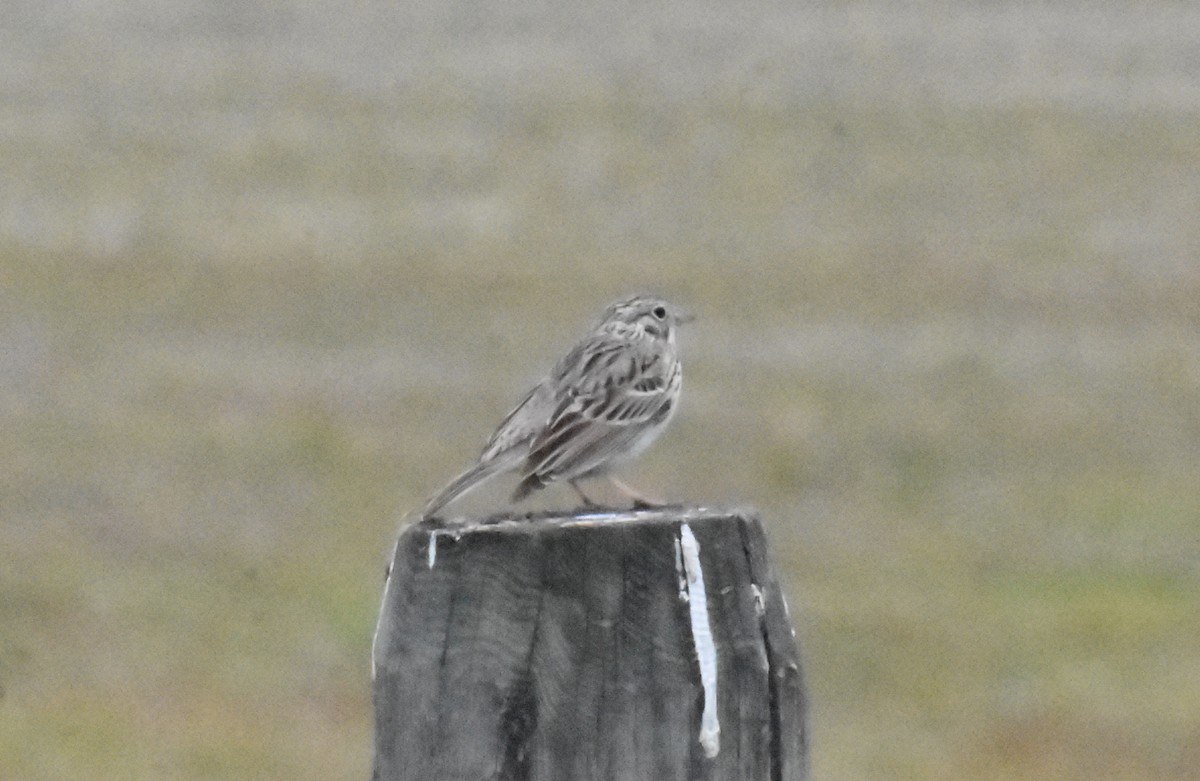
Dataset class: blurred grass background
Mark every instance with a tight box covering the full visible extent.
[3,1,1199,779]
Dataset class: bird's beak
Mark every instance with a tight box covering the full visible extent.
[676,307,696,325]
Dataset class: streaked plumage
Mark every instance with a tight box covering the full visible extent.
[420,294,687,517]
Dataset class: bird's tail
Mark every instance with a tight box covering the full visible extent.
[420,459,508,518]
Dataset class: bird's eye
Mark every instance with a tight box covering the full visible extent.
[652,305,667,320]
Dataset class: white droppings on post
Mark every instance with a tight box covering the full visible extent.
[680,523,720,759]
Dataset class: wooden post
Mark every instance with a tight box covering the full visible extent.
[371,507,807,781]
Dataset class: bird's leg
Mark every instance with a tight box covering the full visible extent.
[569,479,601,508]
[608,476,663,509]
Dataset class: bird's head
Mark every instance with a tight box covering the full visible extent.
[599,294,692,342]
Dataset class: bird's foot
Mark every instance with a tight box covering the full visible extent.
[608,476,663,509]
[569,479,602,509]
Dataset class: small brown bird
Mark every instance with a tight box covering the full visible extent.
[421,294,688,517]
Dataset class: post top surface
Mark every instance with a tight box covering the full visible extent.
[415,504,758,536]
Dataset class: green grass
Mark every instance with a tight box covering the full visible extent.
[3,3,1200,779]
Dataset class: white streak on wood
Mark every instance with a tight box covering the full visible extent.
[427,528,460,569]
[674,536,688,601]
[751,583,765,616]
[680,523,720,759]
[371,530,405,681]
[781,591,797,636]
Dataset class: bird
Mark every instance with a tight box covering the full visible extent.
[420,294,688,518]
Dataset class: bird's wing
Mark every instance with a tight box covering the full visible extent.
[518,334,674,487]
[478,380,555,463]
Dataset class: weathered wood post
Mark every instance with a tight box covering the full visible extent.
[371,507,807,781]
